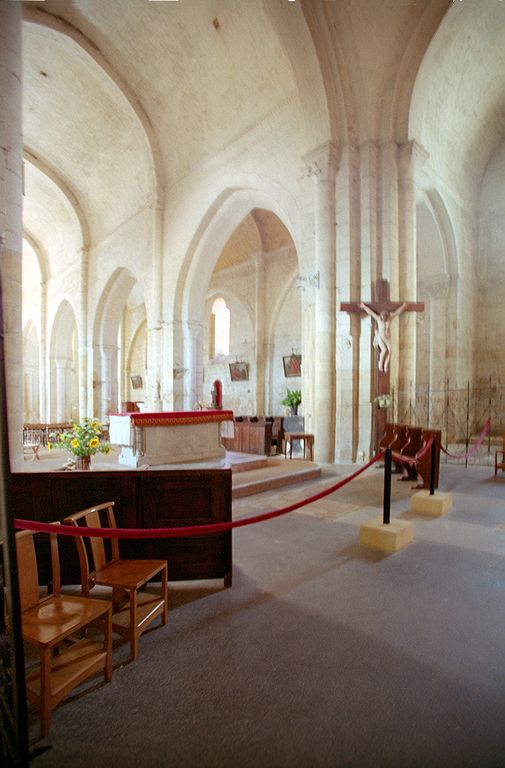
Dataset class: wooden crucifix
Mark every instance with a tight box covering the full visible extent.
[341,278,424,448]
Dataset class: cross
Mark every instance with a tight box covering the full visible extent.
[341,278,424,448]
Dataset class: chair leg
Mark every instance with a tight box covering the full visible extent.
[104,610,112,682]
[161,565,168,626]
[129,589,139,661]
[40,648,52,738]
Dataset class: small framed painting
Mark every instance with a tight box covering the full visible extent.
[229,362,249,382]
[131,375,143,389]
[283,354,302,378]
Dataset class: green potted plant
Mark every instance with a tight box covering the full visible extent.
[281,388,302,416]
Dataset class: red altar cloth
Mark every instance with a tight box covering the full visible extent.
[112,410,234,427]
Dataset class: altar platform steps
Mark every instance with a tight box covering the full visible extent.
[231,456,321,498]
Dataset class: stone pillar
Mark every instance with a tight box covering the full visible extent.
[54,358,69,422]
[79,248,89,418]
[397,141,428,397]
[162,319,184,411]
[253,252,266,415]
[147,200,164,412]
[100,345,116,420]
[302,142,339,463]
[0,1,23,467]
[184,321,203,410]
[334,144,362,460]
[39,280,48,421]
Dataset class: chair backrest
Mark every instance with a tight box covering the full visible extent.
[64,502,119,592]
[15,525,61,611]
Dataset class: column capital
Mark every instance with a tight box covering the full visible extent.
[302,141,340,184]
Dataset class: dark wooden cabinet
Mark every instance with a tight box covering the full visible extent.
[222,420,272,455]
[10,468,232,586]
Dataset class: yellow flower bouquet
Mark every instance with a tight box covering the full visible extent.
[50,417,110,460]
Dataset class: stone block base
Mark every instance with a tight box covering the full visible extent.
[359,517,413,553]
[410,491,453,516]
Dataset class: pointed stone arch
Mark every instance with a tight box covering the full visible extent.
[171,186,301,410]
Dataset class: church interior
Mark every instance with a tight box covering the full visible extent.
[1,1,505,766]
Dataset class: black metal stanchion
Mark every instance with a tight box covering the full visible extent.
[429,438,437,496]
[383,447,391,525]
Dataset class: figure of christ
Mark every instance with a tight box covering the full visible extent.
[359,301,407,373]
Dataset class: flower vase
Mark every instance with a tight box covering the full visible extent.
[76,455,91,470]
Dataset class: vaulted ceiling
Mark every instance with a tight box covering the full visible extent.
[20,0,505,269]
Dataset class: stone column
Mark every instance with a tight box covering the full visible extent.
[397,141,428,397]
[302,142,339,463]
[79,248,89,418]
[39,280,48,421]
[0,1,23,467]
[147,199,164,411]
[253,252,266,415]
[295,270,318,434]
[100,345,116,420]
[335,144,362,460]
[184,321,203,410]
[54,358,69,422]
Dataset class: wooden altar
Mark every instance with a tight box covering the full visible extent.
[109,410,234,467]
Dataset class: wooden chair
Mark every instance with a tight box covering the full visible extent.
[16,526,112,737]
[64,502,168,661]
[495,430,505,476]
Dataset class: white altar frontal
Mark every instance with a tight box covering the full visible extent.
[109,410,234,468]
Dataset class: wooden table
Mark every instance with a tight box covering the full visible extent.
[284,432,314,462]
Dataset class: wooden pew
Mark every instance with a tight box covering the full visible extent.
[379,424,441,490]
[494,430,505,476]
[389,424,409,473]
[398,426,423,482]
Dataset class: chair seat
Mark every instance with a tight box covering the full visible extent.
[22,595,111,647]
[95,559,167,590]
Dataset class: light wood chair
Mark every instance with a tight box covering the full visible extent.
[495,430,505,476]
[64,501,168,661]
[16,526,112,737]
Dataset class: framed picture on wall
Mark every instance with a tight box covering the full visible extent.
[229,362,249,382]
[131,375,143,389]
[283,354,302,378]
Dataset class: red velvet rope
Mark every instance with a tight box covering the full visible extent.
[440,417,491,460]
[14,452,383,540]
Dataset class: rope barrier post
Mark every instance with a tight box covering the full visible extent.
[429,439,437,496]
[383,447,392,525]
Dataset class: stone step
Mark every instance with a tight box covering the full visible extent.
[232,459,321,498]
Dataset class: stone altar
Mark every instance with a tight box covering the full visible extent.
[109,410,234,467]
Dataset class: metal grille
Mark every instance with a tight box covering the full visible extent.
[394,379,505,466]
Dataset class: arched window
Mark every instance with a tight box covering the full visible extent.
[210,297,230,358]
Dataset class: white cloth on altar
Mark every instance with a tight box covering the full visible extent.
[109,415,132,446]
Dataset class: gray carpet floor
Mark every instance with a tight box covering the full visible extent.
[29,463,505,767]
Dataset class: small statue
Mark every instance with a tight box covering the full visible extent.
[359,301,407,373]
